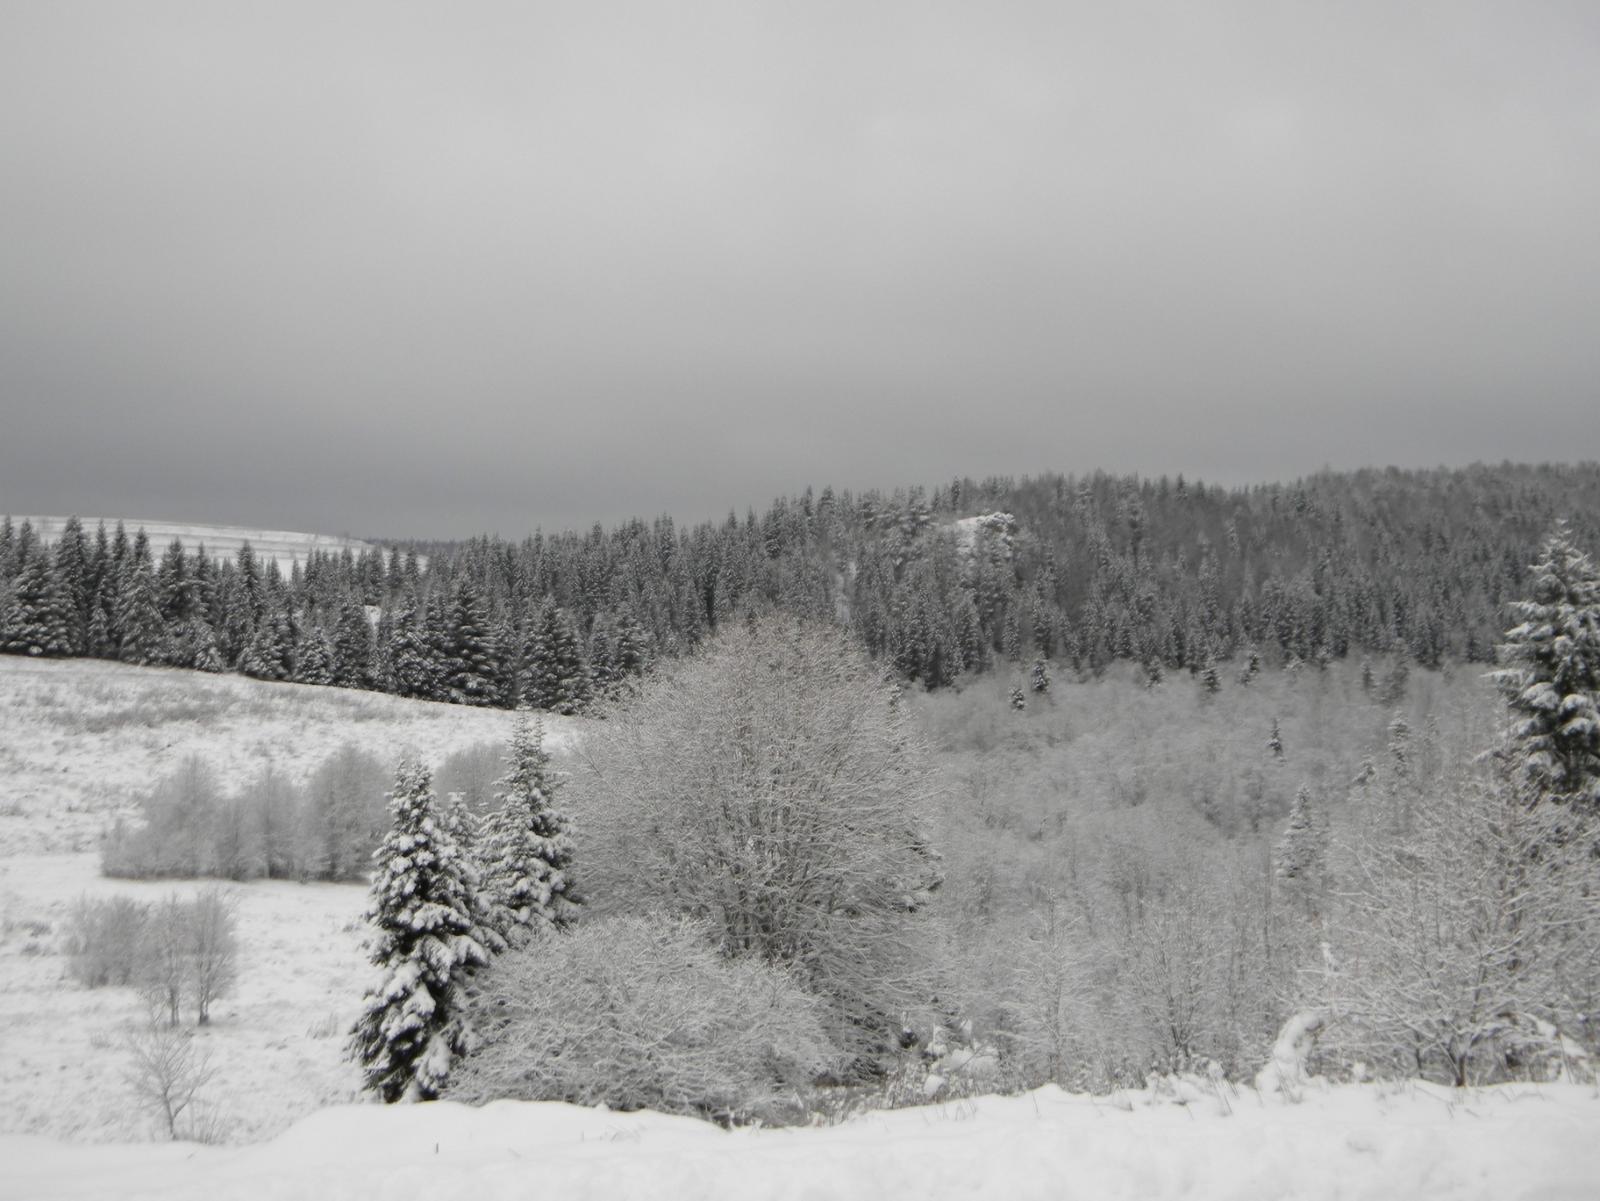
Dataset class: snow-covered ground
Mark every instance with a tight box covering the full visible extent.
[6,1080,1599,1201]
[0,854,369,1144]
[0,657,575,854]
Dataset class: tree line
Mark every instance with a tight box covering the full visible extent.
[4,461,1598,705]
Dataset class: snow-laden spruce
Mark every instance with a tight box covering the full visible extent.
[1490,519,1600,811]
[479,715,577,942]
[348,760,488,1102]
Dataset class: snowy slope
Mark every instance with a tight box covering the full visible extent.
[0,657,577,853]
[12,515,415,573]
[5,1081,1598,1201]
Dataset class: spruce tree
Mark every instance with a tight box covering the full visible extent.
[53,516,91,654]
[481,716,577,941]
[1274,783,1324,918]
[348,761,488,1102]
[239,610,290,680]
[293,625,335,686]
[115,557,166,666]
[331,595,374,689]
[4,552,73,656]
[445,577,502,706]
[1490,521,1600,811]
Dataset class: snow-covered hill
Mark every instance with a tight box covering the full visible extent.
[0,657,576,854]
[12,515,411,573]
[5,1079,1598,1201]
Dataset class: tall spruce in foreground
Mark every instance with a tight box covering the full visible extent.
[1490,521,1600,812]
[348,761,488,1102]
[481,716,577,942]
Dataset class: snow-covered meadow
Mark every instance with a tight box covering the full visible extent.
[0,657,577,854]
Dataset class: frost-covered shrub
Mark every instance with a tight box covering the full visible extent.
[64,895,151,987]
[102,746,390,882]
[451,915,840,1122]
[580,618,943,1073]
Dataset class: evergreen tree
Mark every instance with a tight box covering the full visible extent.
[293,625,335,686]
[1490,521,1600,811]
[1274,783,1324,918]
[347,761,488,1102]
[480,716,578,942]
[523,601,591,714]
[3,551,73,656]
[1267,717,1284,759]
[1029,656,1051,694]
[238,609,290,680]
[53,516,91,653]
[331,595,374,689]
[444,577,502,706]
[115,556,166,666]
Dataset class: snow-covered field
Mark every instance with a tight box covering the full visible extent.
[14,515,400,573]
[0,657,576,854]
[6,1080,1599,1201]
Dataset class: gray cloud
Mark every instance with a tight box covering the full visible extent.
[2,1,1598,537]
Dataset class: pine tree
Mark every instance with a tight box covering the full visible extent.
[444,577,502,706]
[238,611,290,680]
[523,601,591,714]
[440,792,507,955]
[3,551,73,656]
[1274,783,1324,918]
[1490,521,1600,812]
[480,716,578,942]
[1267,717,1284,759]
[347,761,488,1102]
[1029,656,1051,694]
[53,516,91,654]
[293,625,334,686]
[331,595,374,689]
[115,557,166,666]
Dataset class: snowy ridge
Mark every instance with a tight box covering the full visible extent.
[13,515,415,573]
[5,1081,1598,1201]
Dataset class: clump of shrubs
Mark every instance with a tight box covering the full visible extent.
[65,887,239,1026]
[102,747,389,882]
[450,915,839,1123]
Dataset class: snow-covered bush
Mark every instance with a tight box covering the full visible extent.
[102,745,391,882]
[64,895,151,987]
[579,617,943,1073]
[451,915,839,1122]
[1316,769,1600,1085]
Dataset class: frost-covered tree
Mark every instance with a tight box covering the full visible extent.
[348,761,488,1102]
[1274,784,1324,918]
[116,556,167,666]
[3,551,73,656]
[1490,521,1600,812]
[293,625,334,686]
[481,716,577,942]
[582,618,941,1071]
[1318,767,1600,1086]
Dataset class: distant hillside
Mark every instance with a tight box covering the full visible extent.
[4,463,1600,708]
[14,516,390,573]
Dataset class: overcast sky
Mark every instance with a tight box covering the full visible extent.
[2,2,1597,539]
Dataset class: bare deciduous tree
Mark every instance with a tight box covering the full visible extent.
[123,1017,216,1140]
